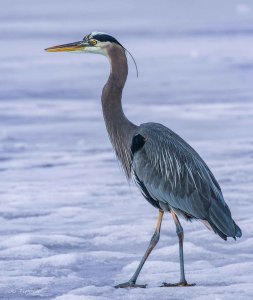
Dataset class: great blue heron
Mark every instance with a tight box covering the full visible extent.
[45,32,242,288]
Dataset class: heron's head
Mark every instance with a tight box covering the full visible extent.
[45,32,138,76]
[45,32,122,56]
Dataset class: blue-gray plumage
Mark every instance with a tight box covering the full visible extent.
[132,123,241,240]
[45,32,242,288]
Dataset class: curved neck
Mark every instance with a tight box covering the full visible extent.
[101,44,137,177]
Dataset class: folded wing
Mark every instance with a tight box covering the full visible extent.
[132,123,242,240]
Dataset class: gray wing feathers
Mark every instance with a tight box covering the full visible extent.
[132,122,241,239]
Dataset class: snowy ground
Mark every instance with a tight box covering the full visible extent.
[0,0,253,299]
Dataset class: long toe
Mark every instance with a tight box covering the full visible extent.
[115,282,147,288]
[162,281,196,287]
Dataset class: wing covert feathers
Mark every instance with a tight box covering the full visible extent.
[131,122,242,240]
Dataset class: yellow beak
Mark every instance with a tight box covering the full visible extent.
[45,41,88,52]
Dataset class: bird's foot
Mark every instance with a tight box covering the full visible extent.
[115,281,147,289]
[161,281,196,287]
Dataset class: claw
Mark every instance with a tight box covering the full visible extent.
[115,282,147,288]
[162,281,196,287]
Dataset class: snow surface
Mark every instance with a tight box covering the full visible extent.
[0,0,253,299]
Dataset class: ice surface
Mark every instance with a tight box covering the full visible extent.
[0,0,253,299]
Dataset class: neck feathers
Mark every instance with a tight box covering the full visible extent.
[101,44,137,178]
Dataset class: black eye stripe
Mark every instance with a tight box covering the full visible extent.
[83,33,121,46]
[93,34,121,45]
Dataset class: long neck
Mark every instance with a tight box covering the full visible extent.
[102,44,137,178]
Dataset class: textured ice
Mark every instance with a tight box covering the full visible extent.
[0,0,253,299]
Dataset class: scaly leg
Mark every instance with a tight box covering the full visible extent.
[115,210,164,288]
[162,212,195,287]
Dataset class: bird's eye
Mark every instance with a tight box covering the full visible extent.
[90,40,97,45]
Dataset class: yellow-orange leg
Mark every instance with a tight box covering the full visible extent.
[115,210,164,288]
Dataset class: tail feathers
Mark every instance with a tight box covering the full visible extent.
[208,221,228,240]
[234,221,242,238]
[207,199,242,240]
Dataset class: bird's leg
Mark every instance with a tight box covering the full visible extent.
[162,212,195,287]
[115,210,164,288]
